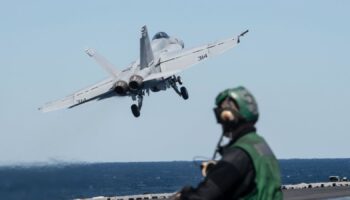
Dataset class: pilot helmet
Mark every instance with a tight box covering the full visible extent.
[214,86,259,124]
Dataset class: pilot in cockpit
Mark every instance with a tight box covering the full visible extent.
[152,32,170,40]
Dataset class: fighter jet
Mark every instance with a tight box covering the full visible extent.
[39,26,248,117]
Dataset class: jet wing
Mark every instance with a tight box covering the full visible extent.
[152,30,248,79]
[39,77,115,112]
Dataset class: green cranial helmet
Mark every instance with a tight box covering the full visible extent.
[215,86,259,123]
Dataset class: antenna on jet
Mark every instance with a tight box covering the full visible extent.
[238,29,249,43]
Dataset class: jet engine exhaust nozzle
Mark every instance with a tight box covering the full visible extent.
[129,75,144,90]
[115,81,129,95]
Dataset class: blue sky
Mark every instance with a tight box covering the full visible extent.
[1,1,349,164]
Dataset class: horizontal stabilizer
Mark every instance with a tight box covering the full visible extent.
[85,48,120,78]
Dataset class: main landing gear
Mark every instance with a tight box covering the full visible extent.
[131,93,143,118]
[129,75,189,118]
[170,76,189,100]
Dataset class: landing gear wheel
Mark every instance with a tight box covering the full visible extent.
[180,86,189,100]
[131,104,140,118]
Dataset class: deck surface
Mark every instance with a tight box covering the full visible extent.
[283,186,350,200]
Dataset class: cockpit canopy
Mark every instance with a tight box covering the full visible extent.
[152,32,170,40]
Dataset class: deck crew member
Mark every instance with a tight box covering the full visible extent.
[173,86,282,200]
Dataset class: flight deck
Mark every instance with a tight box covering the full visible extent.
[77,182,350,200]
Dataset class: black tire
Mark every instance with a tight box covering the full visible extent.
[131,104,140,117]
[180,87,189,100]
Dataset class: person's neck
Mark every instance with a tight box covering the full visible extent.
[218,123,256,156]
[227,122,256,144]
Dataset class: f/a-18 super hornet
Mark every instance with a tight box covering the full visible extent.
[39,26,248,117]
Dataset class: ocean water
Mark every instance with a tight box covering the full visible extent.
[0,159,349,200]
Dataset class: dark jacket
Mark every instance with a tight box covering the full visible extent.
[180,126,256,200]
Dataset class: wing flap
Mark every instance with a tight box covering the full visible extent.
[39,95,75,113]
[39,77,115,112]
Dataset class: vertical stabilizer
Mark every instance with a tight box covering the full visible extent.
[140,25,154,70]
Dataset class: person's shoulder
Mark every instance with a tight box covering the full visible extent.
[221,146,252,165]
